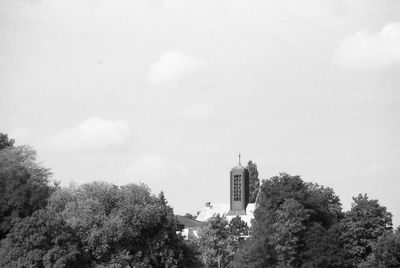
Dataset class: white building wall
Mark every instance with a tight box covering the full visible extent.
[196,203,255,226]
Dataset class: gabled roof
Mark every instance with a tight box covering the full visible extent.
[176,215,203,229]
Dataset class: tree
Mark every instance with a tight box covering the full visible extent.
[0,209,89,267]
[47,182,195,267]
[271,198,309,267]
[197,214,237,267]
[233,237,274,268]
[184,213,197,220]
[0,133,14,150]
[301,223,351,267]
[0,145,53,239]
[228,215,249,237]
[340,194,393,266]
[235,173,347,267]
[246,161,260,203]
[359,229,400,268]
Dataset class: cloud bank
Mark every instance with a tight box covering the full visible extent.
[147,50,206,86]
[48,118,131,152]
[334,23,400,70]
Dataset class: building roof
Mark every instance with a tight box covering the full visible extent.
[231,164,246,171]
[176,215,203,229]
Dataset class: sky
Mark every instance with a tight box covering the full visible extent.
[1,0,400,225]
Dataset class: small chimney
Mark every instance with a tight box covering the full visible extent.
[205,202,211,207]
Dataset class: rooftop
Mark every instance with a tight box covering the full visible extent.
[231,164,246,171]
[176,215,203,229]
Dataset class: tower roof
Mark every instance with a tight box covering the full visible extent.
[232,153,246,171]
[231,164,245,171]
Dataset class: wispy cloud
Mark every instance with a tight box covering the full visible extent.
[334,23,400,70]
[147,50,206,86]
[47,118,131,152]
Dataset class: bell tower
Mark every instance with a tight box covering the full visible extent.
[228,154,249,215]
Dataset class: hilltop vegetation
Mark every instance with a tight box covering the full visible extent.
[1,132,399,267]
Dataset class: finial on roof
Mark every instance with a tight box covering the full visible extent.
[238,153,241,165]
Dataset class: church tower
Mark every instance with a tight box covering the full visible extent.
[227,154,249,215]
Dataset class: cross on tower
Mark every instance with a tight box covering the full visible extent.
[238,153,241,165]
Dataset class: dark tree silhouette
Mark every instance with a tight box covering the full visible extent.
[246,160,260,203]
[0,133,14,150]
[0,145,52,239]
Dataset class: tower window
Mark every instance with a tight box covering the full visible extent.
[233,174,242,201]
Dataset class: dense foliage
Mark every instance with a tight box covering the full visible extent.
[51,183,194,267]
[233,173,396,268]
[246,160,260,203]
[0,141,53,239]
[0,133,14,150]
[340,194,393,266]
[1,182,196,267]
[0,209,89,267]
[229,215,249,237]
[197,214,248,267]
[184,212,197,220]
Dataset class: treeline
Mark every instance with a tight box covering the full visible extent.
[1,132,400,267]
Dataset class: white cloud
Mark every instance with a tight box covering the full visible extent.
[334,23,400,70]
[182,103,213,118]
[48,118,131,152]
[147,50,206,86]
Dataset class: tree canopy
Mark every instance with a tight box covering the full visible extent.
[1,181,196,267]
[359,229,400,268]
[197,214,238,268]
[246,160,260,203]
[0,209,89,268]
[46,182,194,267]
[235,173,348,267]
[0,132,14,150]
[0,145,53,239]
[229,215,249,237]
[340,194,393,266]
